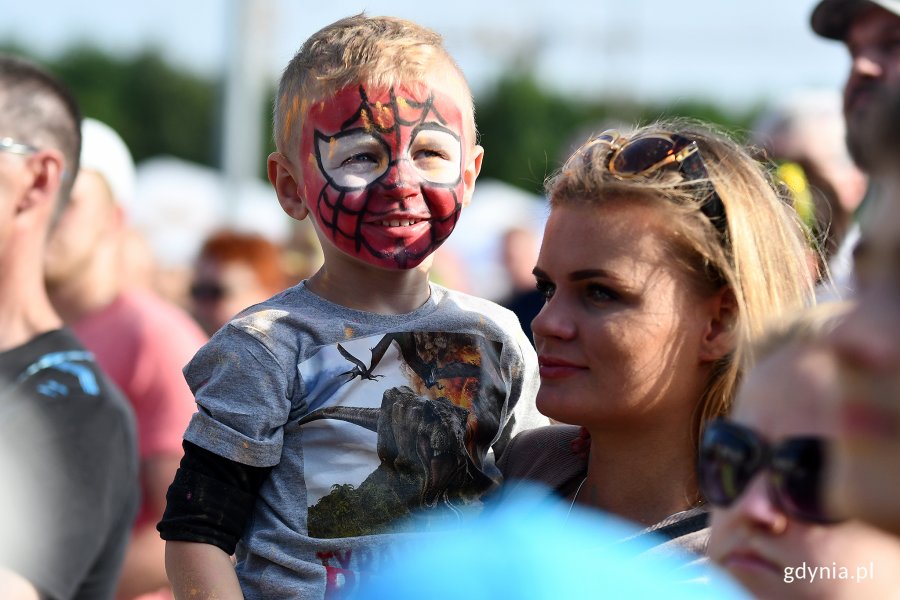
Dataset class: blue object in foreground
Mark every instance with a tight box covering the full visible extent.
[358,485,749,599]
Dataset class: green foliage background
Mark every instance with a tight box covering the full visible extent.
[1,43,764,196]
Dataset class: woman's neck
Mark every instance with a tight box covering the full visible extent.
[573,422,700,527]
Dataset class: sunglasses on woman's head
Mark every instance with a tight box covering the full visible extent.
[698,419,840,524]
[581,130,728,243]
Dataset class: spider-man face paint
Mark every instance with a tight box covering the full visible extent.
[299,83,471,270]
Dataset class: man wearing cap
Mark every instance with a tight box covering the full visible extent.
[812,0,900,170]
[44,119,208,600]
[809,0,900,298]
[0,54,139,599]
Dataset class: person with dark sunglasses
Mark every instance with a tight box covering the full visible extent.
[499,120,816,559]
[189,230,291,336]
[706,302,900,599]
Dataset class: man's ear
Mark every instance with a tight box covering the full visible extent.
[699,286,738,363]
[16,149,64,217]
[267,151,309,221]
[460,144,484,208]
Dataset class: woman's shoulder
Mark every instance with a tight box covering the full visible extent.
[634,505,711,559]
[498,424,586,489]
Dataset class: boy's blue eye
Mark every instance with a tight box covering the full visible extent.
[415,149,448,160]
[342,152,378,166]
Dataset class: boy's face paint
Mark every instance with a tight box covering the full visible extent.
[299,83,470,270]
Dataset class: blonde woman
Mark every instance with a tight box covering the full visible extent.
[499,121,815,556]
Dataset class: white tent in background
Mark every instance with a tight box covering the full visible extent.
[132,156,291,269]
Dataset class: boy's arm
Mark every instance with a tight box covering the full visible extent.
[165,542,242,600]
[157,441,273,597]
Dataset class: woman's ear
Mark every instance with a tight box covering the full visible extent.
[268,151,309,221]
[700,287,738,362]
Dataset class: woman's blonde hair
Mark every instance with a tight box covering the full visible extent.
[273,13,473,155]
[545,118,817,446]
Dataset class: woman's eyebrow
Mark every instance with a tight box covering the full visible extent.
[569,269,611,282]
[532,267,613,282]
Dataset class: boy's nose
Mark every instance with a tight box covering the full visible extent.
[378,158,419,198]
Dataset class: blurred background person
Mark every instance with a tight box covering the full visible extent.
[812,0,900,172]
[704,303,900,599]
[43,117,207,600]
[0,53,139,600]
[810,0,900,298]
[282,217,323,285]
[811,0,900,539]
[190,229,292,336]
[825,83,900,537]
[750,88,866,281]
[498,225,543,346]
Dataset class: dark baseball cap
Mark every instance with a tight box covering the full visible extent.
[812,0,900,40]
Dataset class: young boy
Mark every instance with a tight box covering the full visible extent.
[158,14,542,599]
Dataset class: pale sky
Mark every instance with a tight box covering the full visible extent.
[3,0,849,108]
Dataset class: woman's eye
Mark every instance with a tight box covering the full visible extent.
[535,279,555,300]
[586,284,617,302]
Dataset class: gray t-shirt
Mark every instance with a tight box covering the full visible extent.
[183,281,543,598]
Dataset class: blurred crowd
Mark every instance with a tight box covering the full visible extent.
[2,1,900,599]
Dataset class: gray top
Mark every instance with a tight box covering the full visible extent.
[183,281,544,599]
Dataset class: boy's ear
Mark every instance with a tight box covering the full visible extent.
[267,151,309,221]
[699,286,738,363]
[460,144,484,208]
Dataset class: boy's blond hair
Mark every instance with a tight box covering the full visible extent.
[274,14,474,156]
[546,118,818,450]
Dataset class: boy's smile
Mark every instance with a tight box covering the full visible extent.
[299,82,473,270]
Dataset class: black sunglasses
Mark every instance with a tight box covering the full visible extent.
[698,419,840,524]
[582,130,728,242]
[190,282,227,302]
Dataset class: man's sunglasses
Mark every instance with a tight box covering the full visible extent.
[698,419,840,524]
[580,130,728,242]
[190,282,227,302]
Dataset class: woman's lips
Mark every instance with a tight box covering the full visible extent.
[721,549,782,576]
[538,356,586,379]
